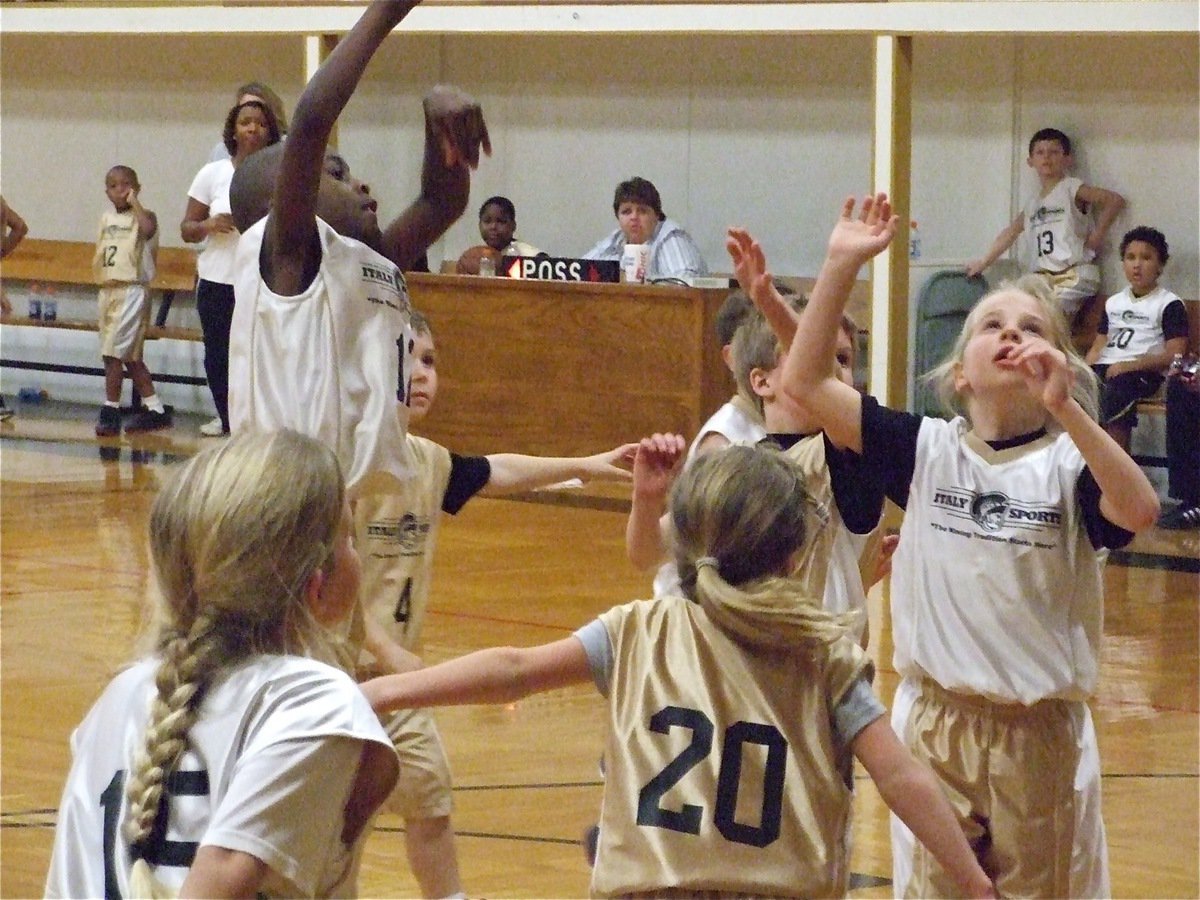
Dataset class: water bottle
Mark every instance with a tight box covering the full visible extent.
[478,255,496,277]
[908,220,921,260]
[28,284,42,320]
[42,286,57,322]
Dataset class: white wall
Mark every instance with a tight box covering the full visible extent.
[1,29,1196,410]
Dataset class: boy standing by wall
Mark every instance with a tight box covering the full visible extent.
[967,128,1125,326]
[93,166,171,436]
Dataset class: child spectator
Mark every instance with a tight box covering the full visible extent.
[456,195,541,275]
[45,430,398,897]
[227,1,490,894]
[1085,226,1190,452]
[362,441,995,899]
[967,128,1125,325]
[92,165,172,436]
[1160,352,1200,529]
[354,308,636,889]
[730,193,1158,897]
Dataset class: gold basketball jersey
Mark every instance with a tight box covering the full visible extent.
[93,209,154,284]
[354,435,452,655]
[592,595,871,898]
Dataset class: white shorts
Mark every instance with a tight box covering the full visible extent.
[98,283,151,361]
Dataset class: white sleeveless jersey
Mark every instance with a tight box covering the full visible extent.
[93,209,157,285]
[891,418,1102,704]
[1024,177,1093,273]
[592,595,869,898]
[653,397,767,598]
[46,655,395,898]
[230,217,414,497]
[355,434,453,653]
[1095,285,1184,365]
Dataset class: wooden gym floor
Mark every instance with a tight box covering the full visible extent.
[1,400,1197,897]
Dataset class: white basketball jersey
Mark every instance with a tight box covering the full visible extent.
[46,655,395,898]
[355,434,453,653]
[93,209,156,285]
[1096,285,1184,365]
[1024,177,1093,273]
[891,419,1102,704]
[230,217,414,497]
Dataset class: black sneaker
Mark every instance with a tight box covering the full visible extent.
[125,407,173,433]
[1160,504,1200,530]
[95,406,122,436]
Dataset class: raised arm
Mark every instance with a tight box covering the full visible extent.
[624,433,687,571]
[361,636,592,712]
[266,0,423,293]
[728,195,897,453]
[965,212,1023,277]
[378,84,491,270]
[481,442,637,496]
[1001,338,1159,532]
[127,189,158,243]
[853,718,996,899]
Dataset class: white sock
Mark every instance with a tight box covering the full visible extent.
[104,400,119,409]
[143,395,165,414]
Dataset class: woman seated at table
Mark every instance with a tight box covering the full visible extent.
[583,176,708,281]
[456,196,540,275]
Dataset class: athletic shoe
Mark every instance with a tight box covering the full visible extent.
[199,417,229,437]
[1159,504,1200,530]
[0,400,12,421]
[125,407,173,433]
[95,406,122,437]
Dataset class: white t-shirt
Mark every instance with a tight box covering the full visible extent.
[187,159,239,284]
[229,216,414,498]
[45,655,395,898]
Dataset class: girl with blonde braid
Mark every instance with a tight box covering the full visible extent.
[46,431,398,898]
[362,440,994,898]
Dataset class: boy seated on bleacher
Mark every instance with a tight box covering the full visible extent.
[1085,225,1189,454]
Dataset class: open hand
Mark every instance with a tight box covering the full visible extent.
[828,193,898,266]
[726,227,799,344]
[424,85,492,170]
[583,442,640,481]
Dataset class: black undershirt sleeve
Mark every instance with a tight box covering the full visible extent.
[1076,467,1136,550]
[1162,299,1191,343]
[443,454,492,514]
[823,433,887,535]
[858,394,923,510]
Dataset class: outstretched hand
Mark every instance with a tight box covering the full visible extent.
[632,433,687,500]
[582,442,640,481]
[424,85,492,170]
[994,337,1074,413]
[827,193,898,266]
[726,227,799,345]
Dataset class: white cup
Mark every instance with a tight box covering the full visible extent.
[621,244,649,283]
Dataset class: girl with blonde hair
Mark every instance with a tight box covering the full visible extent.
[46,430,398,898]
[728,193,1158,898]
[362,439,994,898]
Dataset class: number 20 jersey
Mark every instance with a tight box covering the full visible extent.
[230,216,414,497]
[591,595,870,898]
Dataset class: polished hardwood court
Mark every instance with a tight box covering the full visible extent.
[1,407,1196,898]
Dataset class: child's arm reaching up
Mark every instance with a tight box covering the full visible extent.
[727,194,897,453]
[625,433,687,571]
[998,338,1160,532]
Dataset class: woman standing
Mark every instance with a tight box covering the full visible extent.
[182,100,280,436]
